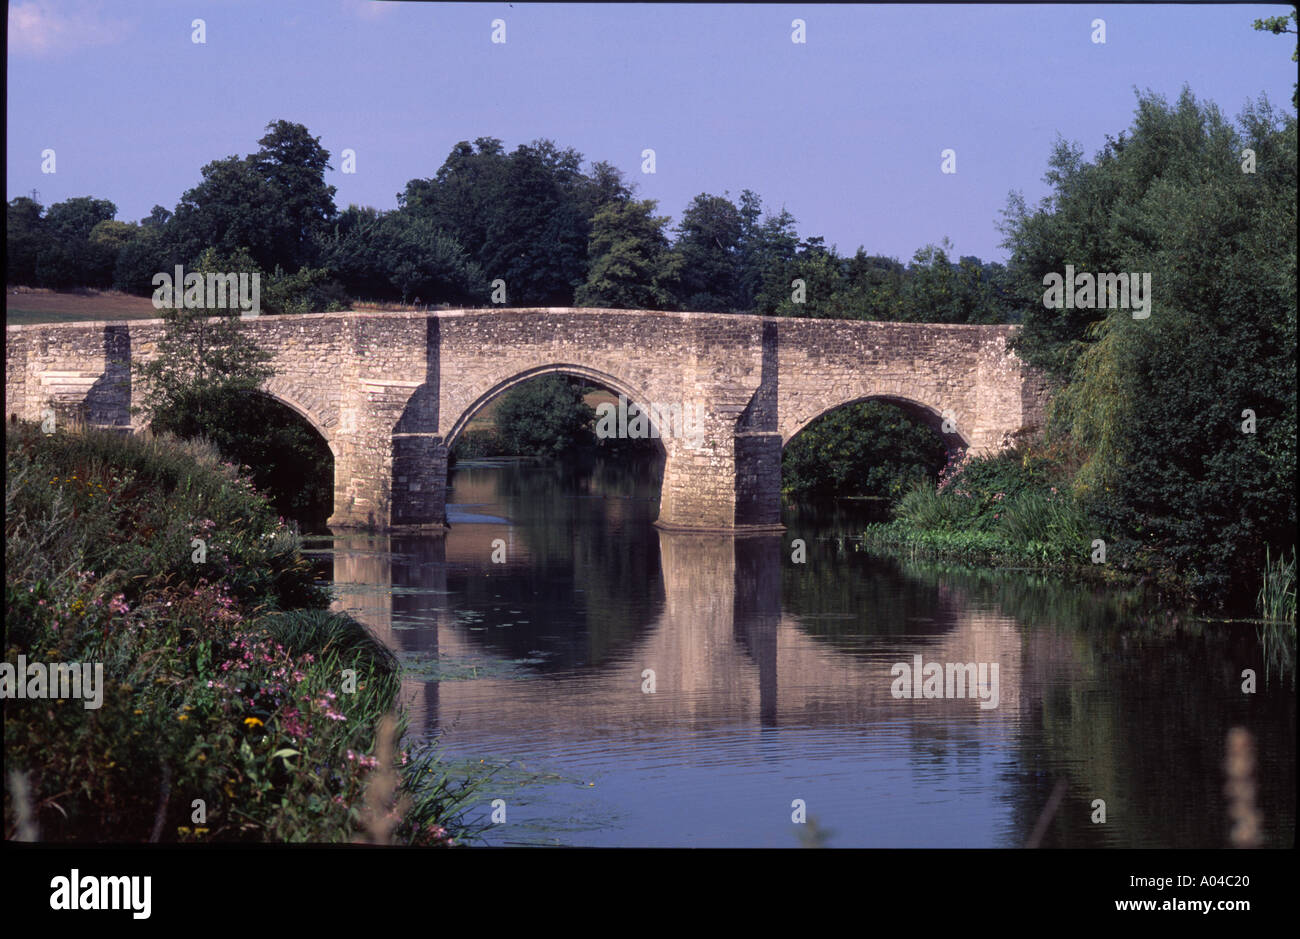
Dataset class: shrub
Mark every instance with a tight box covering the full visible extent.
[4,421,486,843]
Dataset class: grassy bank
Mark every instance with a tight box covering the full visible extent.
[863,444,1299,619]
[4,420,485,843]
[861,445,1141,595]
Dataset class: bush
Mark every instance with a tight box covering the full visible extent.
[494,375,595,458]
[4,422,486,843]
[782,400,949,501]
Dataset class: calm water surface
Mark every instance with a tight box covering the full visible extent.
[307,457,1295,847]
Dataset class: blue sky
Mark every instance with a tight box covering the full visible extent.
[7,2,1296,262]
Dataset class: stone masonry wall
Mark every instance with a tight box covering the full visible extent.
[5,309,1046,531]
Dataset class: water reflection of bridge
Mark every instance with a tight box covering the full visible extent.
[332,529,1025,737]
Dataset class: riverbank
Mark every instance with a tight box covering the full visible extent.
[3,421,484,843]
[859,445,1297,620]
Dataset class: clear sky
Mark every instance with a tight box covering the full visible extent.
[7,2,1296,262]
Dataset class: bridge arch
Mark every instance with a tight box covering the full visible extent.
[251,382,340,459]
[446,363,673,454]
[782,393,970,453]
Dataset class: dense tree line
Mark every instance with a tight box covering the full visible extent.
[6,122,1016,322]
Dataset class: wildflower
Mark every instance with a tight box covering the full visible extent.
[178,714,189,722]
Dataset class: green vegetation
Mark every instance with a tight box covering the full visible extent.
[4,422,487,843]
[782,401,949,501]
[996,87,1296,606]
[7,123,1017,320]
[131,270,334,526]
[1257,546,1297,625]
[865,444,1093,569]
[492,375,597,459]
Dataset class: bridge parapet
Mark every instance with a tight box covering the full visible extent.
[5,309,1047,531]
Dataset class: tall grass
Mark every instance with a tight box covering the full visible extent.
[894,483,978,531]
[996,490,1091,562]
[1257,546,1297,624]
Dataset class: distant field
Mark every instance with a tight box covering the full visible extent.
[5,289,161,326]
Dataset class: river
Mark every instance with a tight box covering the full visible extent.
[305,455,1296,847]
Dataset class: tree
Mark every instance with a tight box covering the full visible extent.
[168,156,283,271]
[133,247,275,436]
[755,243,846,318]
[113,226,169,295]
[250,120,338,270]
[315,207,483,304]
[494,375,596,457]
[30,196,118,288]
[1001,87,1297,602]
[401,137,621,306]
[5,196,46,286]
[736,189,799,311]
[481,140,593,305]
[575,199,680,309]
[783,401,950,500]
[88,220,142,287]
[672,193,743,312]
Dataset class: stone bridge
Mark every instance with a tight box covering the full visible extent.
[4,308,1049,531]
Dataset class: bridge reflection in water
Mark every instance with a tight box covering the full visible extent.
[319,459,1295,848]
[328,526,1029,753]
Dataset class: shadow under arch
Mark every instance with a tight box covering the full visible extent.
[445,362,672,455]
[782,393,970,454]
[247,384,340,460]
[139,384,337,526]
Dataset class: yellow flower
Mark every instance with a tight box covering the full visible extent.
[178,714,189,722]
[243,717,264,728]
[177,826,192,835]
[133,709,143,715]
[194,827,209,836]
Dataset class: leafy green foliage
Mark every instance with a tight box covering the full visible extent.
[401,137,630,306]
[132,248,276,431]
[1001,87,1297,603]
[877,446,1092,567]
[671,192,745,312]
[315,206,484,304]
[4,423,486,843]
[575,199,680,309]
[782,401,949,500]
[754,237,1016,322]
[492,375,596,458]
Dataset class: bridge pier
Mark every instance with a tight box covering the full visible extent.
[654,425,785,533]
